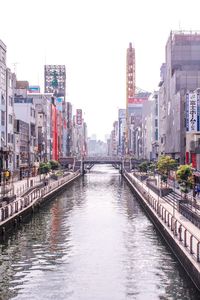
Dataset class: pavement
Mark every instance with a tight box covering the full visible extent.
[0,174,48,200]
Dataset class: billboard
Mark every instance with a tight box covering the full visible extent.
[128,97,147,104]
[28,85,40,93]
[186,92,200,132]
[76,109,82,125]
[56,97,64,112]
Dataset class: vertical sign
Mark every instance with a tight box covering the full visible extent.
[186,93,189,131]
[189,92,197,132]
[76,109,82,125]
[197,93,200,131]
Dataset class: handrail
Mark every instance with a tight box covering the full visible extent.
[125,172,200,263]
[0,172,79,225]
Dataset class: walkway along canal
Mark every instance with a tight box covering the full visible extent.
[0,165,199,299]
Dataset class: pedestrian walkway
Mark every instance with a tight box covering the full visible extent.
[126,172,200,270]
[0,174,48,200]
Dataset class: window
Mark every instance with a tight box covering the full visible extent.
[8,133,10,143]
[155,119,158,127]
[1,111,5,126]
[1,94,5,105]
[9,96,13,106]
[9,114,13,124]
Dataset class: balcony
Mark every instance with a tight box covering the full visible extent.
[190,140,200,153]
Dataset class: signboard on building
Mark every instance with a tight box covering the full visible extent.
[76,109,82,125]
[128,97,147,104]
[56,97,64,112]
[186,91,200,132]
[28,85,40,93]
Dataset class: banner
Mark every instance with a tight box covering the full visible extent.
[189,92,197,132]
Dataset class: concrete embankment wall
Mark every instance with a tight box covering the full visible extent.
[0,172,81,238]
[123,172,200,292]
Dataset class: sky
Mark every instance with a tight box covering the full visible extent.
[1,0,200,140]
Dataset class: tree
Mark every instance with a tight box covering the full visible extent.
[138,161,148,173]
[157,155,177,185]
[49,160,60,170]
[39,162,51,174]
[176,164,193,197]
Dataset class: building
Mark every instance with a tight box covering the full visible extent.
[44,65,66,98]
[5,69,16,172]
[142,92,159,161]
[118,109,126,157]
[27,92,53,162]
[14,82,37,175]
[159,31,200,165]
[0,40,7,178]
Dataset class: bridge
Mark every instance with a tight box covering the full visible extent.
[83,156,122,164]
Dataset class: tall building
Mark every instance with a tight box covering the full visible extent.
[159,31,200,165]
[44,65,66,98]
[0,40,7,150]
[126,42,135,154]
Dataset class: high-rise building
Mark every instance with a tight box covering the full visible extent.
[44,65,66,98]
[159,31,200,165]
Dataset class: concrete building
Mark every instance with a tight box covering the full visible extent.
[142,92,159,161]
[159,31,200,164]
[27,92,53,162]
[14,82,37,175]
[118,109,126,157]
[5,69,16,172]
[0,40,6,149]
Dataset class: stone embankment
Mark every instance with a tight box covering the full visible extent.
[123,171,200,291]
[0,171,81,237]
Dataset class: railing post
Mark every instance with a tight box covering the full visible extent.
[190,235,193,254]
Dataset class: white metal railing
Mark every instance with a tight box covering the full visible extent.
[0,172,79,225]
[126,172,200,263]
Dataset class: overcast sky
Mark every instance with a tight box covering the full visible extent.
[0,0,200,140]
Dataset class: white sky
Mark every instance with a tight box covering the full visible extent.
[1,0,200,140]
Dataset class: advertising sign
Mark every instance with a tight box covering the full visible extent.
[28,85,40,93]
[128,97,147,104]
[76,109,82,125]
[188,92,197,132]
[56,97,64,112]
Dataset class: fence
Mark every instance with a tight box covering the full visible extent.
[0,172,77,224]
[126,173,200,264]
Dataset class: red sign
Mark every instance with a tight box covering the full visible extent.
[128,97,147,104]
[191,153,197,168]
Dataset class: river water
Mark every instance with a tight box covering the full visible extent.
[0,165,199,300]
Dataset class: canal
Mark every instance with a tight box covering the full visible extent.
[0,165,199,300]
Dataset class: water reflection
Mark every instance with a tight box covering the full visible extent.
[0,165,199,300]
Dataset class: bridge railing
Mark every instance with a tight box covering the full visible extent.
[83,156,122,162]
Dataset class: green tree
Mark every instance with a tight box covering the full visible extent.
[176,164,193,197]
[138,161,148,173]
[39,162,51,174]
[157,155,177,185]
[49,160,60,170]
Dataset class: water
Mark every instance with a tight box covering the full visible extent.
[0,165,199,300]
